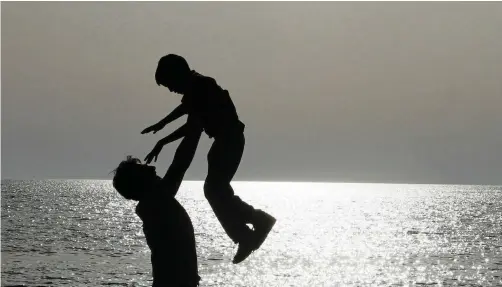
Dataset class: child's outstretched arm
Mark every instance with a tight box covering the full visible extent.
[141,103,187,134]
[144,115,201,164]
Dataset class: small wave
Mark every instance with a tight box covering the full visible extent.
[42,275,71,280]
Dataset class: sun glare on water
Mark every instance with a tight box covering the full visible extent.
[2,180,501,286]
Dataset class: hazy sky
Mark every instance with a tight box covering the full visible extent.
[2,2,502,184]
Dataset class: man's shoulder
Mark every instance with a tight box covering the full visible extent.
[136,194,175,215]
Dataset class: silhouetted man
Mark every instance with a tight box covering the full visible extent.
[112,126,202,287]
[141,54,276,264]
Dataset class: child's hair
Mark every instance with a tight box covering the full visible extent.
[155,54,190,86]
[112,156,144,201]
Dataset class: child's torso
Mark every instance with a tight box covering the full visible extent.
[182,71,245,138]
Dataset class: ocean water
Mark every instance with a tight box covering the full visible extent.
[1,180,502,287]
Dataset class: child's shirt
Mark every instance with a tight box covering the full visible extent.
[136,192,200,287]
[182,71,245,139]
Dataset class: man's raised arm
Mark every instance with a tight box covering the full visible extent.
[160,117,203,195]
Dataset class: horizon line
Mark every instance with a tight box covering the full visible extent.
[1,178,501,187]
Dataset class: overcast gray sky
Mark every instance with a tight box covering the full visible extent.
[2,2,501,184]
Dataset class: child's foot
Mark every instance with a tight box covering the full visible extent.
[232,237,255,264]
[251,209,276,251]
[232,210,276,264]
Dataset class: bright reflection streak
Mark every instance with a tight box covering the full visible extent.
[2,180,501,286]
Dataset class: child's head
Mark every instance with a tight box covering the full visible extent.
[155,54,191,94]
[112,156,159,201]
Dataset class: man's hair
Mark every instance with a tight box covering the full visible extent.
[112,156,144,201]
[155,54,190,86]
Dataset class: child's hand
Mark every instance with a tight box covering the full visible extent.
[141,122,165,135]
[144,142,164,164]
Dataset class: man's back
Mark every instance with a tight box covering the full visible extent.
[136,193,200,287]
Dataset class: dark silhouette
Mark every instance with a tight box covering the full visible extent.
[112,127,202,287]
[142,54,276,264]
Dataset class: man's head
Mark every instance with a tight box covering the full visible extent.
[112,156,160,201]
[155,54,191,94]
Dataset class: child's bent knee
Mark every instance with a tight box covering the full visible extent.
[203,180,217,198]
[203,180,228,199]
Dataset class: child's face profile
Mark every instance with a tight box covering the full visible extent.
[159,73,185,95]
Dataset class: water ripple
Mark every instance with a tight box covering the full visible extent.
[2,180,502,286]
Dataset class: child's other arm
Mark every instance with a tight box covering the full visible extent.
[141,103,187,134]
[158,114,201,146]
[144,115,202,164]
[159,103,188,127]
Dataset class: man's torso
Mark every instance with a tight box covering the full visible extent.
[136,193,200,286]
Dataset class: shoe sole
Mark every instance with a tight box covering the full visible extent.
[232,217,277,264]
[253,216,277,251]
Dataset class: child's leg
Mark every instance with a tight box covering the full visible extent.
[204,133,256,244]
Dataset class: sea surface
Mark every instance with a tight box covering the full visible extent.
[1,180,502,286]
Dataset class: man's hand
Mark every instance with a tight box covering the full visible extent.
[141,122,165,135]
[144,142,164,164]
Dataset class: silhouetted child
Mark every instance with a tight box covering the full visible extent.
[141,54,276,264]
[112,128,202,287]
